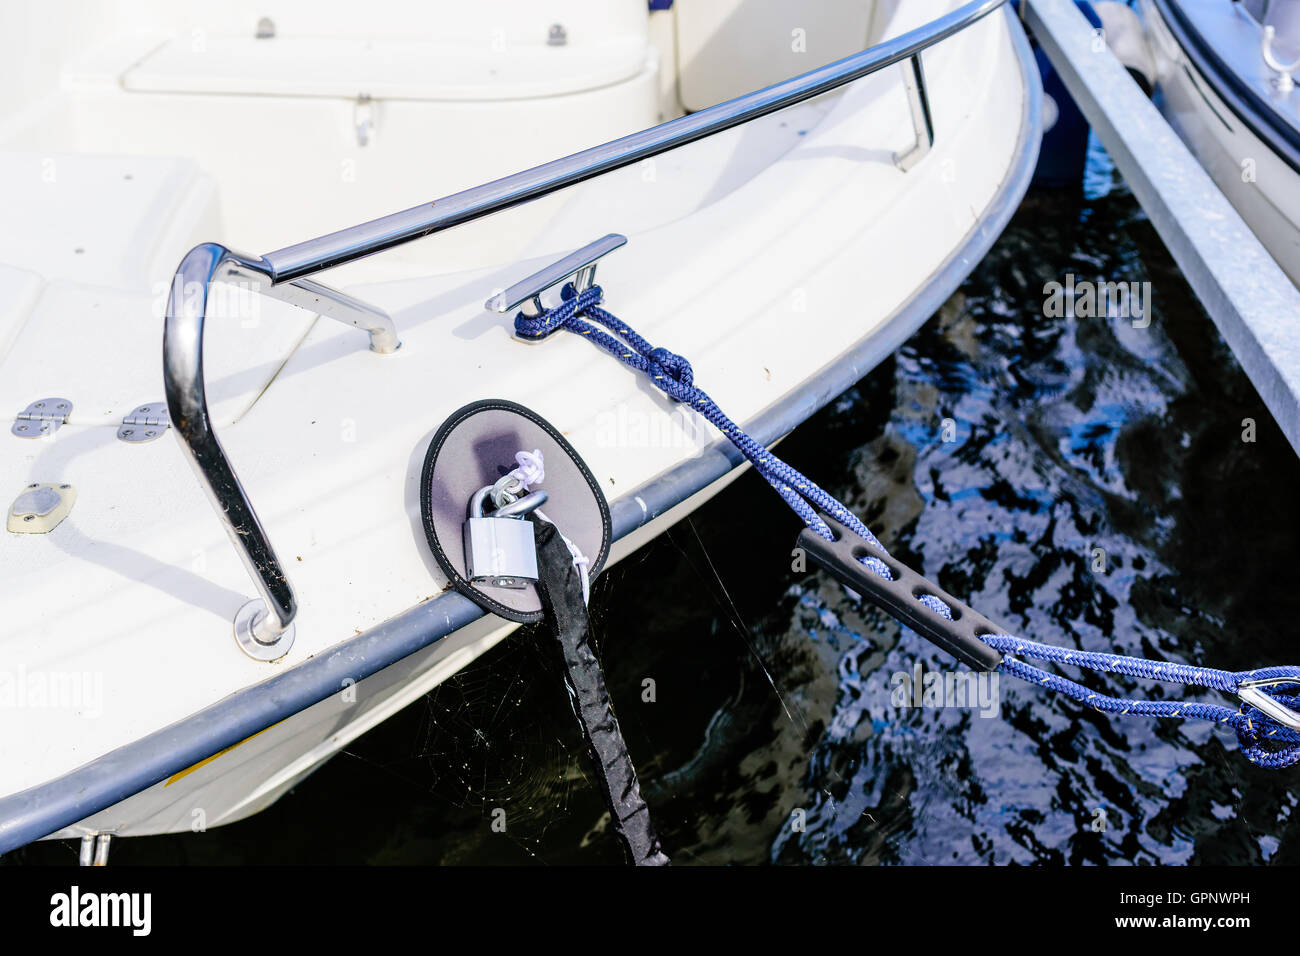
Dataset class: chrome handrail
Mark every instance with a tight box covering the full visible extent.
[163,0,1009,660]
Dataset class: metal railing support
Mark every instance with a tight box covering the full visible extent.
[894,54,936,170]
[264,277,400,354]
[165,244,402,660]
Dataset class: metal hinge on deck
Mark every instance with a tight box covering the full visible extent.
[12,397,72,438]
[117,403,170,443]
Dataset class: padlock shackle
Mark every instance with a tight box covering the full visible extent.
[493,490,548,518]
[468,485,547,519]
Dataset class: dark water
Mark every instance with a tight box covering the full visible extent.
[15,141,1300,865]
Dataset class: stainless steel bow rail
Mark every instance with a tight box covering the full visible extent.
[162,0,1010,661]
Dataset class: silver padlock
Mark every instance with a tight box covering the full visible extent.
[463,486,548,589]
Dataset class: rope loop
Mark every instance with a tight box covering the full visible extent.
[513,283,602,340]
[983,635,1300,767]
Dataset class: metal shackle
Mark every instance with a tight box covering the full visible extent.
[468,485,548,519]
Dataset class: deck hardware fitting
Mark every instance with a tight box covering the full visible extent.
[894,53,935,170]
[78,833,111,866]
[356,94,374,147]
[548,24,568,46]
[1261,25,1299,93]
[117,403,170,443]
[485,234,627,318]
[234,599,296,662]
[12,397,72,438]
[8,482,76,534]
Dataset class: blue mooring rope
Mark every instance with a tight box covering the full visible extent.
[516,283,1300,768]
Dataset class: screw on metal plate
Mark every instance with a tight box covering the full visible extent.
[548,23,568,46]
[8,482,76,534]
[117,403,170,443]
[12,398,72,438]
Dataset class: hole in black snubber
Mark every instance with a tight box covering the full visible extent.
[796,514,1005,672]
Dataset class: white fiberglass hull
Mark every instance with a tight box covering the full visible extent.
[0,1,1039,850]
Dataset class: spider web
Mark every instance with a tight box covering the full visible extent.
[413,622,612,861]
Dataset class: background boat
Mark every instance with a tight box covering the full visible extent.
[1138,0,1300,285]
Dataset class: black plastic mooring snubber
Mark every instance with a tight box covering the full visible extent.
[797,514,1005,672]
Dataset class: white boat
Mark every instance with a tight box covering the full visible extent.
[0,0,1039,857]
[1133,0,1300,285]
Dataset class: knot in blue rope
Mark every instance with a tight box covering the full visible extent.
[646,347,694,399]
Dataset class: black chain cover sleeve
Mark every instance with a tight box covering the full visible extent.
[531,518,669,866]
